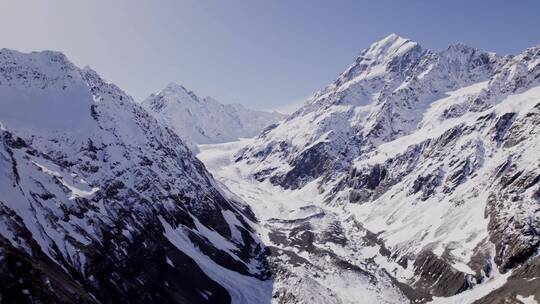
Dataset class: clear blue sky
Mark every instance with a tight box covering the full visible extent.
[1,0,539,112]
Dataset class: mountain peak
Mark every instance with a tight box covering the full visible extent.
[142,83,285,151]
[361,33,419,60]
[379,33,407,44]
[163,82,189,93]
[325,34,423,95]
[0,49,78,81]
[156,82,201,104]
[0,48,66,59]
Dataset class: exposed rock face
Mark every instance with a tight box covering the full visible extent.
[0,49,271,303]
[264,206,409,304]
[473,256,540,303]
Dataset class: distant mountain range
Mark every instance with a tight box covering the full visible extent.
[142,83,284,152]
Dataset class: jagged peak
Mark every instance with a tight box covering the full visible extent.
[436,43,502,72]
[326,34,423,93]
[441,42,493,56]
[446,42,474,51]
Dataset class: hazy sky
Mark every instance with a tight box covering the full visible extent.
[1,0,539,112]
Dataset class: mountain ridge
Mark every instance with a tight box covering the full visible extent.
[0,48,273,303]
[235,34,535,189]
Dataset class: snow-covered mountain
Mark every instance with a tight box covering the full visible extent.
[236,34,507,189]
[228,34,540,303]
[1,32,539,304]
[142,83,285,152]
[0,49,272,303]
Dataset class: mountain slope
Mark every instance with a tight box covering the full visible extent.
[235,34,508,189]
[230,35,540,303]
[0,49,272,303]
[142,83,285,152]
[1,34,538,304]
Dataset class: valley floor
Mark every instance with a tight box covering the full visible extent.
[198,139,322,226]
[198,139,407,303]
